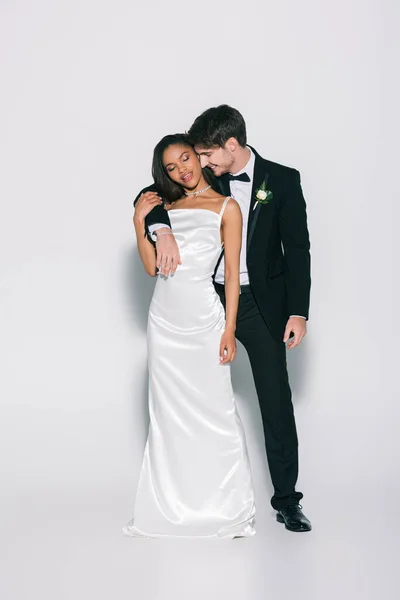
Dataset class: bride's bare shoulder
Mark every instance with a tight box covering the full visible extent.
[222,197,241,219]
[164,196,185,211]
[206,192,228,209]
[211,191,226,202]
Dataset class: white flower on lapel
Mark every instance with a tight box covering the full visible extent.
[253,181,273,210]
[256,189,268,201]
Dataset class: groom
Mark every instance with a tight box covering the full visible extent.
[135,105,312,532]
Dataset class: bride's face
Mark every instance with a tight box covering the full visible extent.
[163,144,202,190]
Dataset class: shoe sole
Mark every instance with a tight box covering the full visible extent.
[276,513,312,532]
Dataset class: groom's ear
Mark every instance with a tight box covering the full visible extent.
[226,137,239,153]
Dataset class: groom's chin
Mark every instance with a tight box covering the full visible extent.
[208,166,224,178]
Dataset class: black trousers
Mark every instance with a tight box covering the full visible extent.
[215,282,303,510]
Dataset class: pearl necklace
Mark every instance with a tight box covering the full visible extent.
[184,184,211,197]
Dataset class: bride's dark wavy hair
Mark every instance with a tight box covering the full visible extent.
[152,133,216,203]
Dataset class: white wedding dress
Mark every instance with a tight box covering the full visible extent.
[123,197,256,539]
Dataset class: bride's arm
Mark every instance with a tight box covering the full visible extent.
[133,185,172,237]
[133,191,163,276]
[219,199,242,362]
[134,186,181,277]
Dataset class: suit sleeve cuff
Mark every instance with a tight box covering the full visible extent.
[148,223,171,242]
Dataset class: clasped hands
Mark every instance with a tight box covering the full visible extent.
[155,227,182,276]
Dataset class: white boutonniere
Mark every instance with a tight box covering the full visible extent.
[253,181,273,210]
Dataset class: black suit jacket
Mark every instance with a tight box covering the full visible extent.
[134,146,311,341]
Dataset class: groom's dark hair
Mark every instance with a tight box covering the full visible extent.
[187,105,247,148]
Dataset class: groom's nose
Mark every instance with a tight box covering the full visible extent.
[199,155,208,168]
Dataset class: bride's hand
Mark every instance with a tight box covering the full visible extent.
[133,191,163,224]
[219,330,236,364]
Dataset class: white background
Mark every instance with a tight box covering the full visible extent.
[0,1,399,599]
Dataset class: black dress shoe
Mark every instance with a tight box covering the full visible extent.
[276,504,312,532]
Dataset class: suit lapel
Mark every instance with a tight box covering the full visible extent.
[246,150,270,251]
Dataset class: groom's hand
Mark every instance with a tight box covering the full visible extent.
[155,228,182,276]
[283,317,307,349]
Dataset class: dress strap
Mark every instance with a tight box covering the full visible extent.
[219,196,232,217]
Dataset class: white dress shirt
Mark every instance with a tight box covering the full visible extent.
[214,148,255,285]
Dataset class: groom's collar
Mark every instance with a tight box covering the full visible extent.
[229,146,255,179]
[218,145,267,196]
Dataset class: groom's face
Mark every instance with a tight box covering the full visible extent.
[194,144,234,178]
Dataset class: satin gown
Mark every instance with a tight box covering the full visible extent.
[123,197,256,539]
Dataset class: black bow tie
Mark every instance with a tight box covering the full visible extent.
[227,172,251,183]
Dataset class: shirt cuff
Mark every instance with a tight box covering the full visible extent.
[148,223,171,242]
[290,315,306,319]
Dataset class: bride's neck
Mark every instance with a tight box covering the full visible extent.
[185,177,209,195]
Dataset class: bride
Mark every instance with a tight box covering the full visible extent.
[123,133,255,539]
